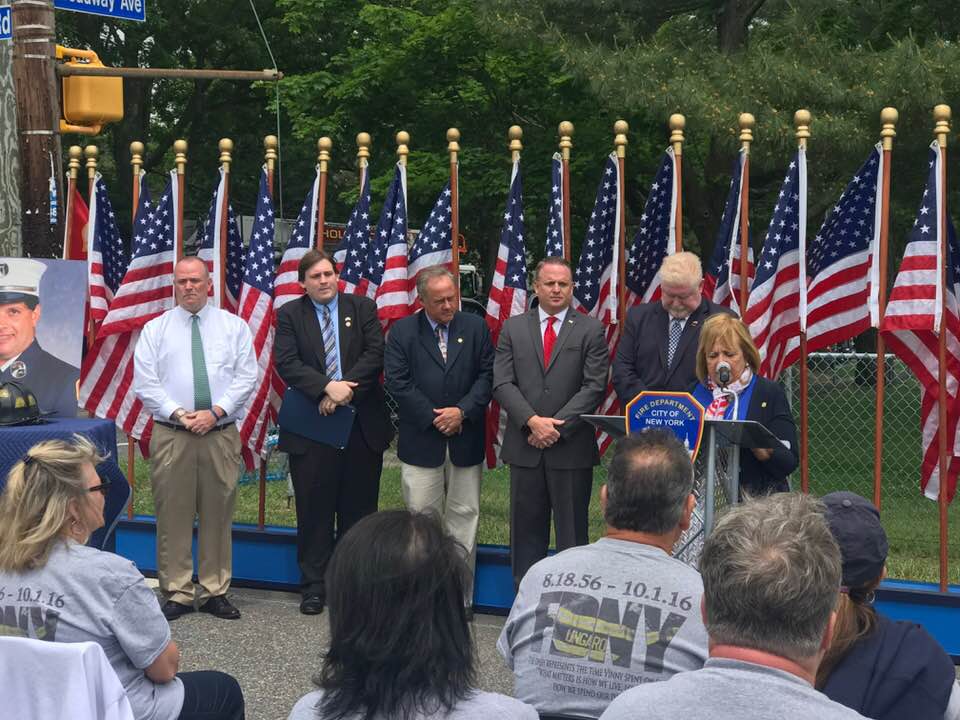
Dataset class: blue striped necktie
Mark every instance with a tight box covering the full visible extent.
[322,306,340,379]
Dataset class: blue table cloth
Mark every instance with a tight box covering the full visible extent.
[0,417,131,549]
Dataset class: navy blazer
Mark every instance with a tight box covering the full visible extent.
[384,310,494,468]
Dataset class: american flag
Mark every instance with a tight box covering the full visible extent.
[237,168,279,469]
[336,166,373,296]
[545,153,565,258]
[373,163,409,329]
[572,153,622,453]
[744,149,806,380]
[484,158,527,467]
[198,168,243,312]
[79,170,179,443]
[408,180,453,312]
[624,149,677,307]
[804,144,882,352]
[881,141,960,502]
[704,150,754,313]
[274,168,319,311]
[87,173,130,324]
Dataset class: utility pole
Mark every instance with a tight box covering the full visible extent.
[0,27,21,257]
[12,0,62,257]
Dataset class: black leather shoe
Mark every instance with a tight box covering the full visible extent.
[465,607,474,623]
[198,595,241,620]
[300,593,325,615]
[161,600,195,621]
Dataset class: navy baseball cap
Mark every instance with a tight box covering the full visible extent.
[822,491,888,589]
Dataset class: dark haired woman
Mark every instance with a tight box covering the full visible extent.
[287,510,536,720]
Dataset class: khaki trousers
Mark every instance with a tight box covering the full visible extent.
[401,451,481,603]
[150,423,241,605]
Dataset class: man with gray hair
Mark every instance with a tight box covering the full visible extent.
[384,265,494,611]
[498,429,708,719]
[600,493,868,720]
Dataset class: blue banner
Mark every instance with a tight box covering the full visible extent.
[0,8,11,42]
[624,391,706,461]
[54,0,146,23]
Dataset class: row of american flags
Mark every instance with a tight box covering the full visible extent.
[70,137,959,502]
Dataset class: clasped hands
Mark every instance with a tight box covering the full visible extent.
[319,380,358,416]
[181,407,223,435]
[526,415,565,449]
[433,407,464,436]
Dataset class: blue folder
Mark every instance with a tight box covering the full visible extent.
[277,386,356,450]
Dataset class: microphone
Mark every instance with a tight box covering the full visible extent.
[717,361,732,387]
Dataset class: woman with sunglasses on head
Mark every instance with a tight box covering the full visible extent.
[0,436,245,720]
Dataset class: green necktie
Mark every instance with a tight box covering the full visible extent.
[191,314,212,411]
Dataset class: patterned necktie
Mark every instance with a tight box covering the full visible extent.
[543,316,557,367]
[435,324,448,363]
[322,305,340,379]
[667,318,683,367]
[191,315,212,410]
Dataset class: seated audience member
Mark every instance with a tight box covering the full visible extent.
[818,491,960,720]
[498,429,709,719]
[691,314,798,495]
[600,493,868,720]
[288,510,536,720]
[0,437,245,720]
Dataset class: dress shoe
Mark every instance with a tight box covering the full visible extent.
[198,595,241,620]
[161,600,195,621]
[465,606,474,623]
[300,594,325,615]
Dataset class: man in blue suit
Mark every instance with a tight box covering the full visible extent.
[385,266,494,609]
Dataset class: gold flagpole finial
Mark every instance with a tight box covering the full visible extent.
[130,141,144,173]
[219,138,234,172]
[174,139,188,175]
[614,120,628,158]
[68,146,82,179]
[934,104,951,148]
[508,125,523,162]
[669,114,685,156]
[794,109,811,149]
[357,132,371,168]
[396,130,410,165]
[559,121,574,160]
[447,128,460,162]
[739,113,755,152]
[880,107,898,151]
[84,144,98,180]
[317,137,332,172]
[264,135,279,172]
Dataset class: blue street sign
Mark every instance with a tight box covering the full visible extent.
[0,7,11,42]
[624,391,706,461]
[54,0,146,23]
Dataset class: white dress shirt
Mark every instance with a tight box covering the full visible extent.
[134,303,257,422]
[538,306,569,341]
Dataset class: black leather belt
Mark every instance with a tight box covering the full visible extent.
[155,420,231,432]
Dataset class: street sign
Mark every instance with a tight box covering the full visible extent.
[0,7,11,42]
[53,0,146,23]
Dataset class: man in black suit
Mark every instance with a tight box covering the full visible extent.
[274,249,393,615]
[613,251,735,405]
[493,257,608,587]
[384,266,493,606]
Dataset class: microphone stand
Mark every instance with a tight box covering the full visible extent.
[717,378,740,503]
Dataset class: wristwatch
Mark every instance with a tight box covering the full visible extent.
[171,408,187,423]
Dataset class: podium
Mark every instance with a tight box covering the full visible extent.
[584,414,783,563]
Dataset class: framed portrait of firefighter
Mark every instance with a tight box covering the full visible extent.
[0,258,86,418]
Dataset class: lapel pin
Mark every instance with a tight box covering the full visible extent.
[567,319,574,324]
[457,337,463,343]
[692,320,699,326]
[344,316,352,327]
[761,401,767,408]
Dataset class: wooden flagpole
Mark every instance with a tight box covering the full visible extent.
[447,128,461,302]
[127,141,144,520]
[258,135,278,531]
[933,104,951,592]
[874,107,898,509]
[63,146,82,260]
[357,132,370,195]
[173,140,187,262]
[217,139,233,309]
[738,114,754,311]
[614,120,628,326]
[670,114,685,252]
[83,145,98,350]
[795,109,811,494]
[316,137,331,249]
[509,125,522,164]
[559,121,573,261]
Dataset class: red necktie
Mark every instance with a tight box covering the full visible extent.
[543,316,557,366]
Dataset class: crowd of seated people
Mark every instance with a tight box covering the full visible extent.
[1,433,957,720]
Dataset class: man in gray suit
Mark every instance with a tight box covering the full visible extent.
[493,257,608,587]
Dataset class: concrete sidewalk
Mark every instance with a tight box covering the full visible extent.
[165,586,513,720]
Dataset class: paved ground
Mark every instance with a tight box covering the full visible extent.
[161,585,513,720]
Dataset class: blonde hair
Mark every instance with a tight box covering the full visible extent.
[0,435,107,572]
[695,314,761,383]
[659,251,703,288]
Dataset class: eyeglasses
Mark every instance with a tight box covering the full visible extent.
[88,481,111,496]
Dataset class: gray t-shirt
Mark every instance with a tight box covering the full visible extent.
[0,540,184,720]
[287,688,538,720]
[497,538,709,718]
[599,657,870,720]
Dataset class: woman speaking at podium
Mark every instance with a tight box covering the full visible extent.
[690,314,798,495]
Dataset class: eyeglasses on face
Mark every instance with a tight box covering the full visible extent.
[88,481,111,496]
